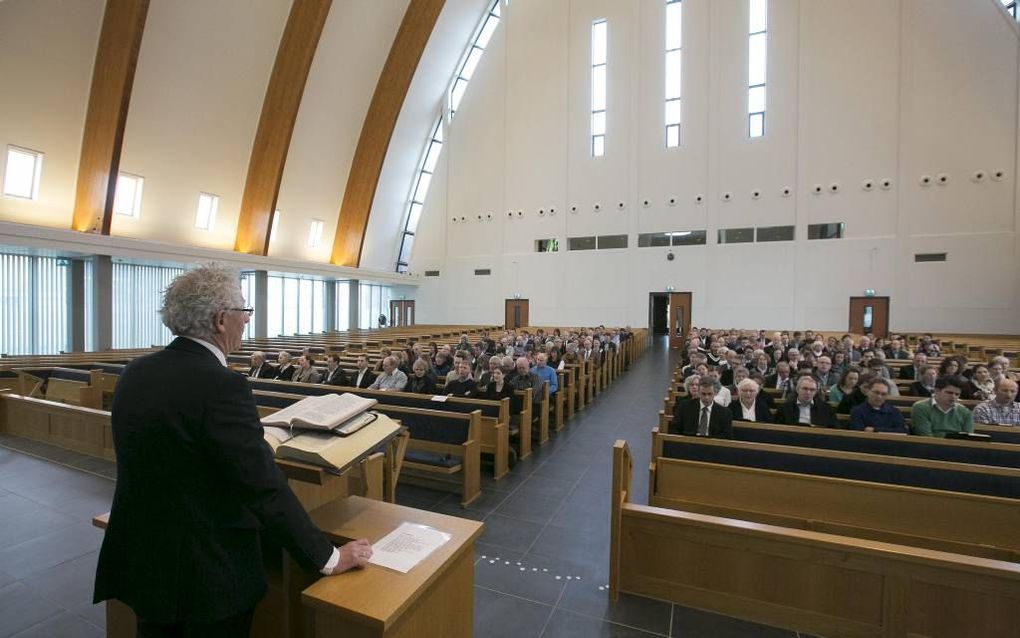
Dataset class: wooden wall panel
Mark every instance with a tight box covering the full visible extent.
[70,0,149,233]
[330,0,446,267]
[234,0,333,256]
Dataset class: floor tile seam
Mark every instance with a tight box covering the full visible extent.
[0,444,113,484]
[519,470,587,556]
[1,598,64,638]
[474,583,559,610]
[536,571,570,637]
[546,603,671,637]
[18,578,83,615]
[0,526,100,568]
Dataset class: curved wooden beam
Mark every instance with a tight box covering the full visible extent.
[234,0,333,255]
[71,0,150,233]
[330,0,446,267]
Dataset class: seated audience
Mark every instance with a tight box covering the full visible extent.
[776,376,839,428]
[828,367,859,404]
[508,357,542,404]
[868,351,893,380]
[726,366,750,396]
[938,356,964,378]
[368,356,407,391]
[530,353,558,396]
[321,354,348,386]
[907,365,938,397]
[407,359,438,394]
[910,375,974,438]
[898,352,927,380]
[968,364,995,401]
[351,354,377,389]
[433,352,453,379]
[973,378,1020,426]
[884,338,911,360]
[292,355,321,384]
[988,356,1017,383]
[849,378,908,434]
[813,356,838,393]
[672,378,734,438]
[705,366,731,406]
[373,348,392,373]
[729,379,771,423]
[751,352,772,377]
[830,350,848,376]
[483,368,514,402]
[248,351,275,379]
[445,361,477,397]
[764,361,792,393]
[477,355,501,390]
[274,351,296,381]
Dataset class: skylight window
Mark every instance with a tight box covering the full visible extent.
[307,219,324,249]
[3,146,43,200]
[194,192,218,230]
[113,173,144,217]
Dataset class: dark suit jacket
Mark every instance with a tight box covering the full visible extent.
[321,367,348,386]
[899,365,917,380]
[248,363,276,379]
[275,363,296,381]
[672,398,733,438]
[352,368,377,389]
[775,400,839,428]
[907,381,934,398]
[764,373,791,391]
[729,400,772,424]
[94,338,332,623]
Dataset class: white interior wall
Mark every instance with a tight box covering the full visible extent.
[112,0,289,250]
[410,0,1020,333]
[0,0,105,229]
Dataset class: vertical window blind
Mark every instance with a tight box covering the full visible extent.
[0,253,69,355]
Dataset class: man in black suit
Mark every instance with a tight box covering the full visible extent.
[776,376,839,428]
[94,265,371,637]
[321,354,349,386]
[247,351,275,379]
[672,378,733,438]
[898,352,927,381]
[274,350,296,381]
[352,354,377,389]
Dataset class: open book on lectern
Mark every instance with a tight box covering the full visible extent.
[260,392,377,432]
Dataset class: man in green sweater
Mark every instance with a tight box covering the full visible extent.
[911,375,974,437]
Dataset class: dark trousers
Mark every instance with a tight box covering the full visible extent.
[136,607,255,638]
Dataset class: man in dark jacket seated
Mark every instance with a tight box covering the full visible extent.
[672,378,733,438]
[776,376,839,427]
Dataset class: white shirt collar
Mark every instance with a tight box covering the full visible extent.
[183,336,227,367]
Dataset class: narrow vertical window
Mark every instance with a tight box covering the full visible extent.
[307,219,324,249]
[591,19,607,157]
[113,173,144,218]
[269,210,281,245]
[448,0,501,119]
[194,192,218,230]
[748,0,767,138]
[3,146,44,200]
[1003,0,1018,20]
[664,0,682,148]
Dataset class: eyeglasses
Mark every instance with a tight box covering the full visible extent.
[228,307,255,317]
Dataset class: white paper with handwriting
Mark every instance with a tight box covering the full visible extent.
[369,522,451,573]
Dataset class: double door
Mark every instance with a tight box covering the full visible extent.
[389,300,415,327]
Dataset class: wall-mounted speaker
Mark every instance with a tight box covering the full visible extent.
[694,194,704,204]
[812,184,823,195]
[862,179,875,191]
[972,171,986,183]
[936,173,949,186]
[919,175,932,187]
[829,182,840,194]
[881,178,894,190]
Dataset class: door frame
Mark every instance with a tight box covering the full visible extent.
[504,299,530,329]
[668,292,693,349]
[848,296,890,338]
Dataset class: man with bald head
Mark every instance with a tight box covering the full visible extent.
[973,378,1020,426]
[368,356,407,391]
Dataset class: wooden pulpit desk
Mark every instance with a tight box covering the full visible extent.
[93,415,409,638]
[301,496,483,638]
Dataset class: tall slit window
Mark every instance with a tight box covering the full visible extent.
[448,0,501,119]
[591,19,608,157]
[748,0,767,138]
[665,1,682,148]
[397,118,443,273]
[1003,0,1018,20]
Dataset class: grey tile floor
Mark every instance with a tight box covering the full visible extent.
[0,337,819,637]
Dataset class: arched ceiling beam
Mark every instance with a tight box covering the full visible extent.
[330,0,446,268]
[234,0,332,256]
[71,0,150,233]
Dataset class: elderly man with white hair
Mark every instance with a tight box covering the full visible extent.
[94,264,371,637]
[247,350,274,379]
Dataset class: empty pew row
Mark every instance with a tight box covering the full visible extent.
[609,440,1020,638]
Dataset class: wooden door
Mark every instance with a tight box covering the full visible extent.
[505,299,529,329]
[389,300,415,327]
[668,292,692,349]
[849,297,889,338]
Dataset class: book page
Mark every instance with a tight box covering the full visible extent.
[261,393,377,430]
[262,426,292,452]
[369,522,451,573]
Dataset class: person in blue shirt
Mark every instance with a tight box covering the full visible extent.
[849,378,908,434]
[531,352,558,396]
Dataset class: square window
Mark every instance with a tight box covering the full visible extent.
[307,219,324,248]
[3,146,43,200]
[592,111,606,136]
[665,99,682,126]
[592,135,605,157]
[748,86,766,114]
[113,173,144,217]
[195,192,218,230]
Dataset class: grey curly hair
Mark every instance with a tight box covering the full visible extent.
[159,263,243,339]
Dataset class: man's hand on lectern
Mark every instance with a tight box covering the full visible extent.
[328,538,373,574]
